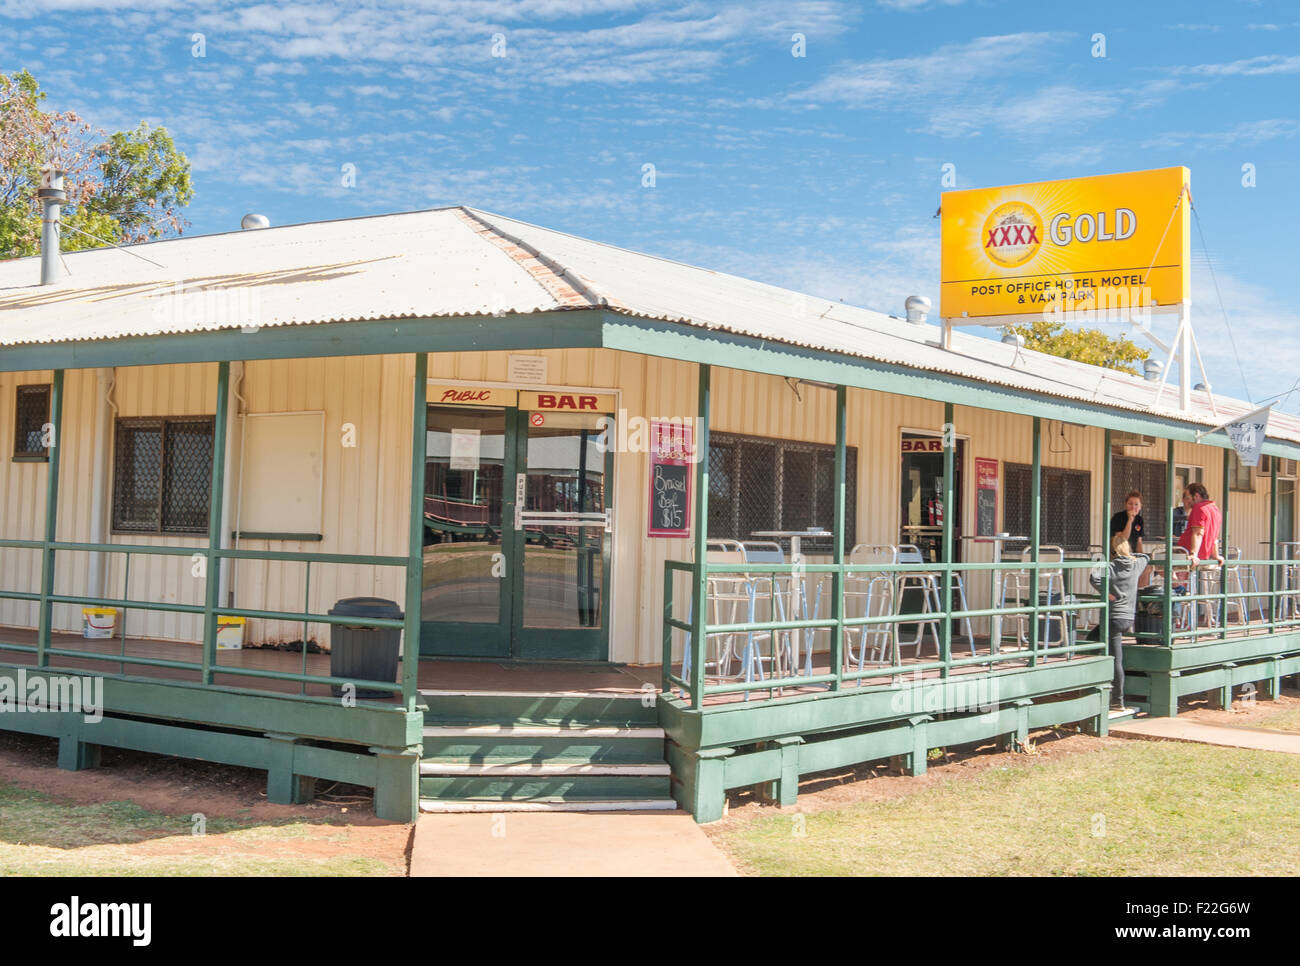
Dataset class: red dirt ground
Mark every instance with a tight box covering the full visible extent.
[0,732,412,870]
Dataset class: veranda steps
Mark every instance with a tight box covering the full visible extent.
[417,690,677,813]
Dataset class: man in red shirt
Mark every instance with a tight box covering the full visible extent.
[1177,483,1223,564]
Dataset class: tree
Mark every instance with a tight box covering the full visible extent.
[1008,319,1150,376]
[0,70,192,259]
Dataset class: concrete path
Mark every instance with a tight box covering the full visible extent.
[410,811,738,877]
[1110,717,1300,754]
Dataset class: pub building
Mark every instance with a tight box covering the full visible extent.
[0,204,1296,822]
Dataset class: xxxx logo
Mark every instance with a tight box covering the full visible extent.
[981,201,1043,268]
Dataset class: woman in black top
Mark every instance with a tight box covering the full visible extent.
[1110,490,1144,555]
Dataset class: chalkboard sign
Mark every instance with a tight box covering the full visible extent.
[648,421,693,538]
[975,458,999,537]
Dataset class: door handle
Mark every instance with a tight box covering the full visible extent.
[514,472,526,530]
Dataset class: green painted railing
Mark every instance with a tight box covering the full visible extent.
[663,556,1112,709]
[0,539,412,702]
[662,553,1300,709]
[0,357,430,712]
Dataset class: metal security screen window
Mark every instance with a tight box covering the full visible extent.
[112,416,215,534]
[708,431,856,554]
[13,384,51,460]
[1112,456,1168,538]
[1004,463,1091,551]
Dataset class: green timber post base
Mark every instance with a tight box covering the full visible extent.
[759,736,804,806]
[999,700,1032,752]
[668,744,735,824]
[1148,670,1182,718]
[1262,659,1283,701]
[265,733,317,806]
[370,744,422,823]
[57,716,101,771]
[902,714,933,776]
[1087,685,1112,737]
[1211,665,1237,710]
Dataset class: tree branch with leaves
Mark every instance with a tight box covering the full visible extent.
[1,70,192,260]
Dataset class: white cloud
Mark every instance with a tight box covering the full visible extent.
[1174,53,1300,76]
[1141,118,1300,150]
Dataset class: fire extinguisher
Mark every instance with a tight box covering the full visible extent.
[934,496,944,527]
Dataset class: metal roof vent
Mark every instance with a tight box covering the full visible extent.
[37,165,68,286]
[241,213,270,230]
[1143,359,1164,382]
[1001,330,1025,347]
[904,295,931,325]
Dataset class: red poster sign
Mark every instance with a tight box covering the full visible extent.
[975,458,999,537]
[648,421,693,538]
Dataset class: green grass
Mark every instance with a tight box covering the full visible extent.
[712,742,1300,876]
[0,782,399,876]
[1248,707,1300,734]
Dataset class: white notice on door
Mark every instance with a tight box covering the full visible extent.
[449,429,481,470]
[507,354,548,384]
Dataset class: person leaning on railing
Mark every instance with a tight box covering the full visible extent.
[1177,482,1224,566]
[1088,536,1149,711]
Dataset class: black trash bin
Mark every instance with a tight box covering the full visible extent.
[328,597,404,698]
[1135,587,1168,638]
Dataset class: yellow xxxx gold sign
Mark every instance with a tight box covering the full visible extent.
[940,167,1190,322]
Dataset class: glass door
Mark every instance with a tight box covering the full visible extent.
[900,434,964,563]
[510,409,612,661]
[420,405,514,657]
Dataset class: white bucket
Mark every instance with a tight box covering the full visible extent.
[82,607,117,639]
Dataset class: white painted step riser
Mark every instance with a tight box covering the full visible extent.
[423,725,664,738]
[419,799,679,813]
[420,762,671,777]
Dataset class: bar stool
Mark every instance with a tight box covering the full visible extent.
[999,546,1068,650]
[1217,548,1249,626]
[843,544,896,672]
[681,541,773,692]
[742,540,813,678]
[892,545,975,658]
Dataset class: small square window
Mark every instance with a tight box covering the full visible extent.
[1228,452,1254,493]
[13,385,51,460]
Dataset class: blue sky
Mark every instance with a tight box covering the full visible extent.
[3,0,1298,409]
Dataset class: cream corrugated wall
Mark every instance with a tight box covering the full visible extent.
[0,358,413,646]
[0,352,1287,663]
[230,355,412,645]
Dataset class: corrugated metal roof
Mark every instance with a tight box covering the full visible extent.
[1,204,1295,445]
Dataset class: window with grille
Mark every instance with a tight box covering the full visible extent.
[1003,463,1091,551]
[707,431,856,554]
[1111,456,1168,540]
[112,417,215,534]
[13,385,51,460]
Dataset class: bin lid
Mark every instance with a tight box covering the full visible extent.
[328,596,404,620]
